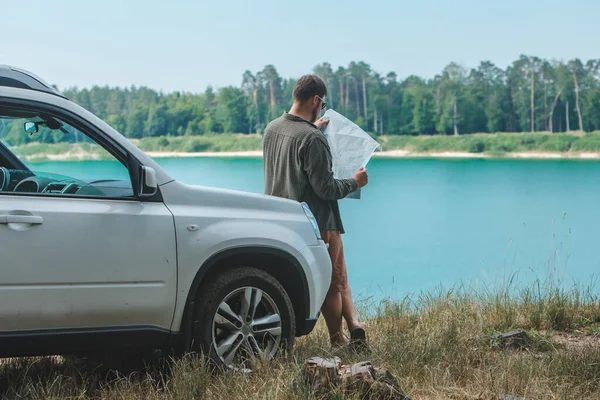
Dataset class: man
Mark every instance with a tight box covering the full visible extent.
[262,75,369,350]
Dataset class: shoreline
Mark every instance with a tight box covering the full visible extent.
[144,150,600,160]
[20,149,600,162]
[16,132,600,162]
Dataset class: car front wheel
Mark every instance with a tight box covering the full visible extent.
[193,266,296,368]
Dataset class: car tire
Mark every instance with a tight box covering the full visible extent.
[192,266,296,369]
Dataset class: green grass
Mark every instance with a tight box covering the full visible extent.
[383,132,600,154]
[1,280,599,399]
[137,134,263,153]
[11,132,600,161]
[12,142,110,162]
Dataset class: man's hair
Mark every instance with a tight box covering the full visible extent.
[293,75,327,104]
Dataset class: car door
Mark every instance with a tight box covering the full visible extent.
[0,105,177,334]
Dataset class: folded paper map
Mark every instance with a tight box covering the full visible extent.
[321,110,382,199]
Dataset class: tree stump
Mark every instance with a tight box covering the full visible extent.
[302,358,410,399]
[374,367,402,390]
[340,361,376,396]
[302,357,341,396]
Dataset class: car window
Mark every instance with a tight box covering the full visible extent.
[0,109,134,198]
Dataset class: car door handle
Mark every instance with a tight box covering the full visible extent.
[0,215,44,225]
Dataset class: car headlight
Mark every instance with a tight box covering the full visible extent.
[301,202,321,240]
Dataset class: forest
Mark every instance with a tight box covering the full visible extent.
[3,55,600,145]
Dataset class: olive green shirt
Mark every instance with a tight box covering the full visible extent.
[262,112,358,234]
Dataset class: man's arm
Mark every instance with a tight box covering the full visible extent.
[302,136,358,201]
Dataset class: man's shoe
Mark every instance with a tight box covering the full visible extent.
[349,326,370,354]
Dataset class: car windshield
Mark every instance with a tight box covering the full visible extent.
[0,109,134,198]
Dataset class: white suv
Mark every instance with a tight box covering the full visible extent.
[0,65,332,367]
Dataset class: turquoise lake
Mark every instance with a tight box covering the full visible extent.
[38,157,600,301]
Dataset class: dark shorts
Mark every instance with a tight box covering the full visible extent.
[320,230,348,293]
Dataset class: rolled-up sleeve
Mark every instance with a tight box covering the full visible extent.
[301,136,358,201]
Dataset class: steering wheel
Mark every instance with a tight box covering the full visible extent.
[0,167,9,191]
[0,167,10,192]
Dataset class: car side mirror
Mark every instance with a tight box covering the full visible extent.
[24,121,38,135]
[139,166,157,197]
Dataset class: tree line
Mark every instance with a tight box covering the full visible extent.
[4,55,600,145]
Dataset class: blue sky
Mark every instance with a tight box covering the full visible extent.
[2,0,598,93]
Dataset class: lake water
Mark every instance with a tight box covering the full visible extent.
[38,157,600,300]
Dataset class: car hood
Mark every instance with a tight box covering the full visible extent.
[159,180,305,216]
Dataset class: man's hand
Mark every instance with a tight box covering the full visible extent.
[315,117,329,130]
[354,167,369,188]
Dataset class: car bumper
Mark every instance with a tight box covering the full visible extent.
[300,241,332,319]
[297,314,320,336]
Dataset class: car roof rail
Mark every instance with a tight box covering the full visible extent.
[0,65,67,99]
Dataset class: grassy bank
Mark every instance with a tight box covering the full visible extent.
[382,131,600,155]
[137,131,600,156]
[138,134,264,153]
[12,142,111,162]
[11,131,600,161]
[1,281,599,399]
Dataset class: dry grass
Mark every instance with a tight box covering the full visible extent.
[1,282,599,399]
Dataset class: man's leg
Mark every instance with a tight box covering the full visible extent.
[341,285,362,331]
[320,230,346,346]
[320,290,346,345]
[331,231,361,330]
[335,232,367,352]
